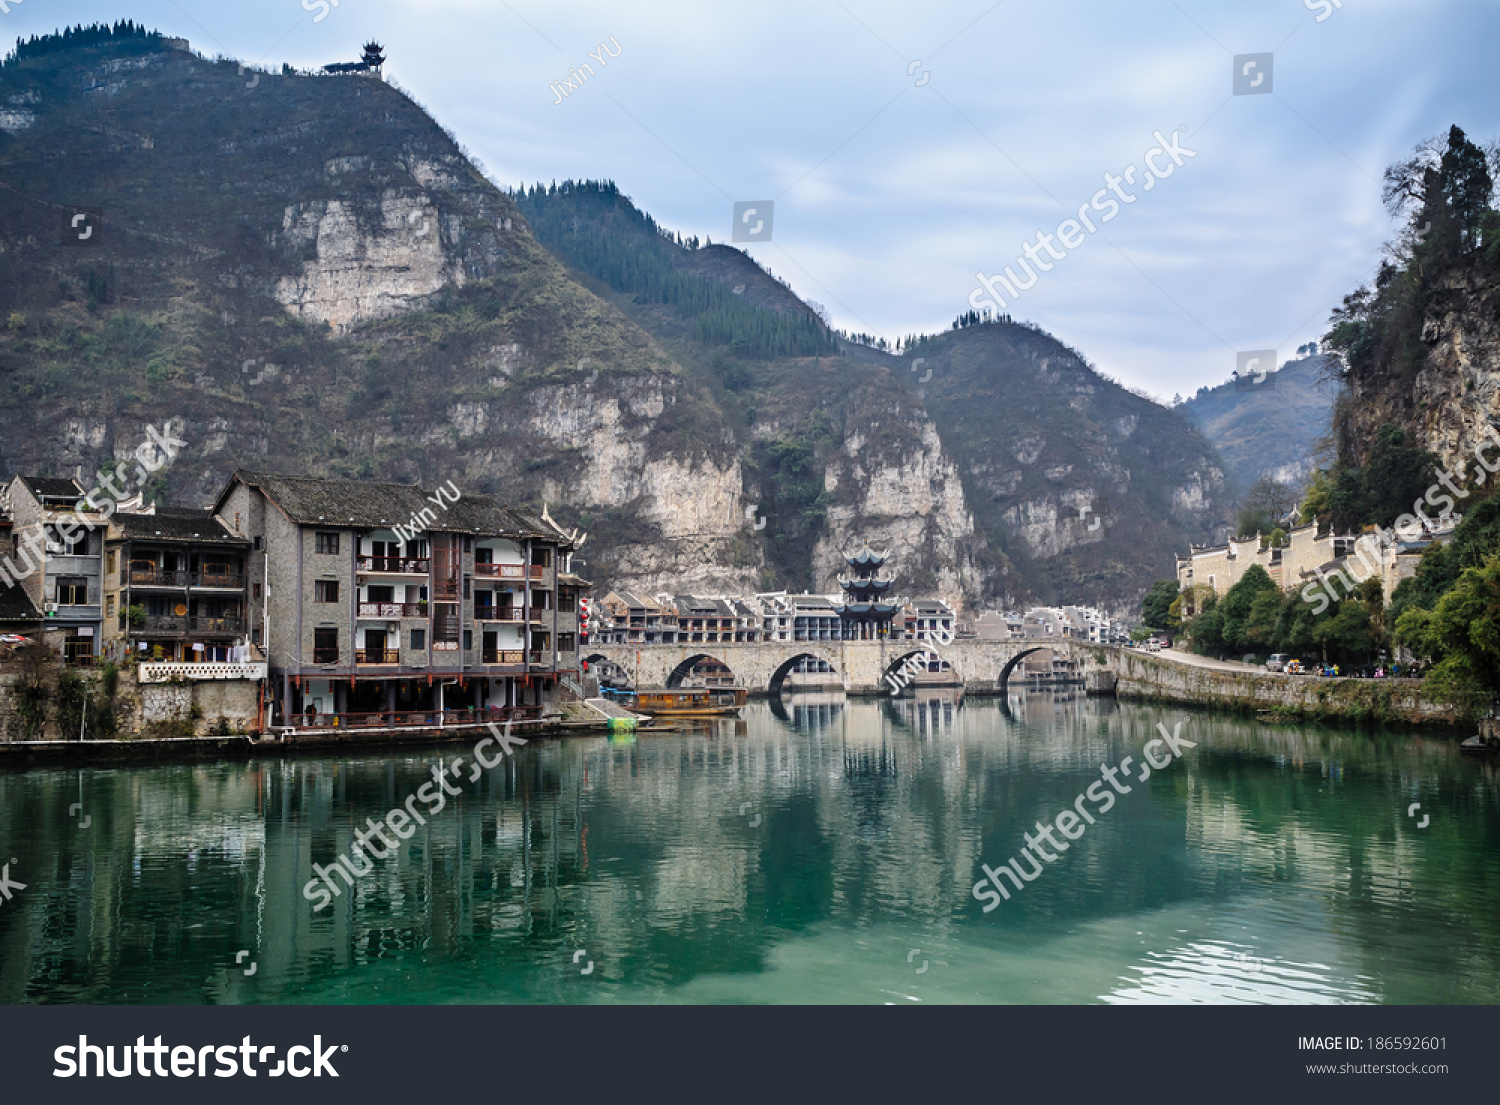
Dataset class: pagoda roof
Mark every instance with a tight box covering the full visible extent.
[838,573,894,591]
[845,542,890,569]
[833,602,898,617]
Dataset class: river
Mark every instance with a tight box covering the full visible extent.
[1,692,1496,1004]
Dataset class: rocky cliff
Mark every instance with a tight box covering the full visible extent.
[0,28,1229,614]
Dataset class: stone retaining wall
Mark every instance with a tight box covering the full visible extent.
[1113,651,1459,725]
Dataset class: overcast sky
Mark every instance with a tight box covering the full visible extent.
[6,0,1496,399]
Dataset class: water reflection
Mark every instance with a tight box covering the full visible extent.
[1,694,1497,1004]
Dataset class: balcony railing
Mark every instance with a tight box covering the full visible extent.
[193,570,245,589]
[357,556,430,574]
[190,615,244,634]
[312,648,340,665]
[129,567,190,587]
[473,563,547,580]
[481,649,526,665]
[137,614,188,634]
[473,606,521,622]
[358,602,429,618]
[285,704,542,731]
[356,648,400,664]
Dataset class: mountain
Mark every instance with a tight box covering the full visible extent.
[1178,353,1337,492]
[0,25,1229,613]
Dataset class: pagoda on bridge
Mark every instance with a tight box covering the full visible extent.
[833,543,898,640]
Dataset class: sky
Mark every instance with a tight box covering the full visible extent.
[4,0,1497,400]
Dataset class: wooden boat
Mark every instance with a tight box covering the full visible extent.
[603,686,748,717]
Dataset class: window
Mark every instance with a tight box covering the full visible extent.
[253,582,262,601]
[57,577,88,605]
[558,591,576,613]
[462,629,473,651]
[252,628,262,646]
[253,535,263,550]
[463,578,471,599]
[314,580,340,603]
[410,628,426,651]
[106,595,115,617]
[558,632,575,652]
[106,551,117,574]
[313,627,339,665]
[532,590,551,610]
[315,532,340,555]
[533,547,552,568]
[234,511,241,532]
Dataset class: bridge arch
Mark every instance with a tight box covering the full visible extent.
[997,647,1046,695]
[767,649,843,697]
[880,646,953,696]
[665,653,738,689]
[583,653,632,689]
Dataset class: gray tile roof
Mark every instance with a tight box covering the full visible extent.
[0,584,41,624]
[220,471,571,542]
[112,509,250,546]
[16,475,85,502]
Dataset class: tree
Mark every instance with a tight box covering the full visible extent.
[1141,579,1180,630]
[1218,565,1279,653]
[1396,553,1500,715]
[1236,478,1296,537]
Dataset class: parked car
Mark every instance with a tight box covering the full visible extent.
[1266,653,1290,672]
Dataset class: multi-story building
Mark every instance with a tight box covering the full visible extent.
[1175,518,1458,614]
[594,591,678,644]
[101,508,252,664]
[2,476,114,664]
[904,600,955,641]
[212,471,584,729]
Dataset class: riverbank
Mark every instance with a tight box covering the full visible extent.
[0,718,593,768]
[1114,648,1463,727]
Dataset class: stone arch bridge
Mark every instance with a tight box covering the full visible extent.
[585,639,1121,696]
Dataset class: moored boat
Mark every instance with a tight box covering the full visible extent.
[602,686,748,717]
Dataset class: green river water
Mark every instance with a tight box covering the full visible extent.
[1,692,1497,1004]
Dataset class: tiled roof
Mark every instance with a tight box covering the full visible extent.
[220,471,571,541]
[0,584,41,624]
[113,509,250,546]
[557,572,592,588]
[16,475,85,502]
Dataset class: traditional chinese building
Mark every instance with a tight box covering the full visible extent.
[833,543,898,640]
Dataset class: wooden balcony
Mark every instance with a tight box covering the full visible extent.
[473,606,521,622]
[355,648,401,665]
[136,615,188,634]
[357,556,431,574]
[473,563,546,580]
[481,649,526,665]
[129,567,190,588]
[193,569,245,589]
[358,602,429,618]
[190,615,244,635]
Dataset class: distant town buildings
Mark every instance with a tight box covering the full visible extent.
[1175,517,1459,613]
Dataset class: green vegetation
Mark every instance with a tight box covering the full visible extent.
[1140,579,1180,630]
[514,181,836,359]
